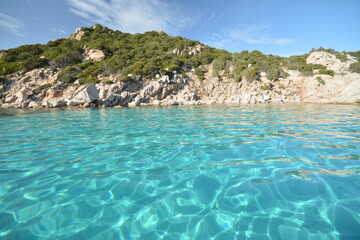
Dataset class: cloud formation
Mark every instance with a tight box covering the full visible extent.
[0,13,25,37]
[66,0,190,35]
[207,24,295,49]
[50,27,67,34]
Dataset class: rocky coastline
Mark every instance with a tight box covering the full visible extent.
[0,50,359,109]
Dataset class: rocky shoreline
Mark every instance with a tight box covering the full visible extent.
[1,51,359,109]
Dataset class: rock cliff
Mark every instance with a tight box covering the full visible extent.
[0,51,359,109]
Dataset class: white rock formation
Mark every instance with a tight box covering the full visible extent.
[28,101,41,108]
[307,51,356,73]
[70,28,85,41]
[83,46,105,61]
[69,83,99,106]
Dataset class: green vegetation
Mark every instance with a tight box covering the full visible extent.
[260,84,272,91]
[346,51,360,74]
[349,62,360,73]
[318,69,335,76]
[194,67,207,80]
[0,25,359,85]
[281,55,326,76]
[78,76,99,84]
[335,53,348,62]
[104,80,114,84]
[35,83,52,91]
[238,66,260,82]
[311,47,338,55]
[347,51,360,60]
[316,76,325,85]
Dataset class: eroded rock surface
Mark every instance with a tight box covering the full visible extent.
[307,51,356,73]
[1,51,359,109]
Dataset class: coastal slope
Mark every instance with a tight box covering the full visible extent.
[0,25,359,108]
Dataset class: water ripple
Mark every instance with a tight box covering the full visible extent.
[0,104,359,239]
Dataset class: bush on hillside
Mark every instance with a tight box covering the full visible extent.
[236,66,260,82]
[349,62,360,73]
[266,68,289,80]
[336,54,348,62]
[347,51,360,60]
[78,76,99,84]
[318,69,335,76]
[1,24,358,84]
[0,61,22,76]
[21,57,49,71]
[57,66,81,84]
[311,47,337,55]
[316,76,325,85]
[194,67,207,80]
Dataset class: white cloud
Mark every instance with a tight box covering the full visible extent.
[246,37,294,45]
[50,27,67,34]
[66,0,190,35]
[0,13,25,37]
[206,24,295,49]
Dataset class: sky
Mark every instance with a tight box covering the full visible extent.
[0,0,359,56]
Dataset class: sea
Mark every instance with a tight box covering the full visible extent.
[0,104,359,239]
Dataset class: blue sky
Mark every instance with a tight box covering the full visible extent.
[1,0,359,56]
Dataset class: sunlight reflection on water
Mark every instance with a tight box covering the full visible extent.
[0,104,359,239]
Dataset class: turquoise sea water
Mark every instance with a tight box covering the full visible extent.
[0,104,360,240]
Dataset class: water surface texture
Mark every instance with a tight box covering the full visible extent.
[1,104,360,240]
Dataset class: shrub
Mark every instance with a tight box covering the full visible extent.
[316,76,325,85]
[266,68,289,80]
[194,67,207,80]
[104,80,114,84]
[212,53,231,76]
[78,76,99,84]
[318,69,335,76]
[282,55,314,75]
[21,57,49,71]
[34,83,52,92]
[347,51,360,60]
[233,60,248,82]
[260,84,272,91]
[57,66,81,84]
[0,61,21,76]
[49,51,83,68]
[117,75,133,82]
[349,62,360,73]
[194,68,205,80]
[4,44,45,62]
[240,66,260,82]
[336,54,348,62]
[312,47,337,55]
[311,64,326,70]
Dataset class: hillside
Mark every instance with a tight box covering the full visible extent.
[0,24,359,108]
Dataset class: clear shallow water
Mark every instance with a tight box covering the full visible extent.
[0,104,360,240]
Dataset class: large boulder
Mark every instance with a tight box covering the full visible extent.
[83,46,105,61]
[49,99,67,108]
[28,101,41,108]
[69,84,99,106]
[140,82,163,99]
